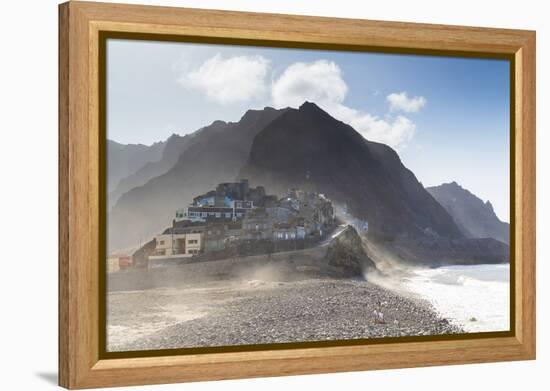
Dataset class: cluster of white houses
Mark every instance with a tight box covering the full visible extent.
[149,179,334,261]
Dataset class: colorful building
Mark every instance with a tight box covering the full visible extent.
[148,181,335,262]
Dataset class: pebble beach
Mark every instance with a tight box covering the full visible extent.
[107,255,463,352]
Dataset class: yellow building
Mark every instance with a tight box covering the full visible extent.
[152,232,204,258]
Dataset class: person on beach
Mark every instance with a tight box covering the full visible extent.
[378,310,385,324]
[375,301,385,324]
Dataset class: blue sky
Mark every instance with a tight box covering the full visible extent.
[107,39,510,222]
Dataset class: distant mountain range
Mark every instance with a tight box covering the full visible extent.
[427,182,509,244]
[108,134,191,209]
[107,102,508,265]
[107,139,165,192]
[108,107,287,251]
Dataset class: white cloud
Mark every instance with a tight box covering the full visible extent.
[271,60,416,150]
[333,106,416,149]
[387,91,426,113]
[180,54,270,105]
[178,56,420,149]
[271,60,348,109]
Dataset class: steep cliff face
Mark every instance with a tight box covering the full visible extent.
[427,182,509,244]
[239,102,463,242]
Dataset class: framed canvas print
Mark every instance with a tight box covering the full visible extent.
[58,1,536,389]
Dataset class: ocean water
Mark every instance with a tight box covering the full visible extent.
[403,264,510,332]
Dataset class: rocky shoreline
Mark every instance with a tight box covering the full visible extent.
[108,276,463,352]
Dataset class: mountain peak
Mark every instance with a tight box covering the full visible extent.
[238,106,286,124]
[213,119,227,125]
[166,133,182,141]
[446,181,462,189]
[299,101,323,112]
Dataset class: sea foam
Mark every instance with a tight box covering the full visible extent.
[403,264,510,332]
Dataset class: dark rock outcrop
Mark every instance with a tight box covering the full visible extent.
[426,182,509,244]
[325,226,376,276]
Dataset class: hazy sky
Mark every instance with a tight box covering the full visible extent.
[107,39,510,222]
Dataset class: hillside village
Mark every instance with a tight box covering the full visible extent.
[110,179,337,270]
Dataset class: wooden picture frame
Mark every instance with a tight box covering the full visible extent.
[59,1,536,389]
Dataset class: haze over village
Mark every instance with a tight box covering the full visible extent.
[105,40,511,351]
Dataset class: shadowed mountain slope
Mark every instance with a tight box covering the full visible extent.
[239,102,463,241]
